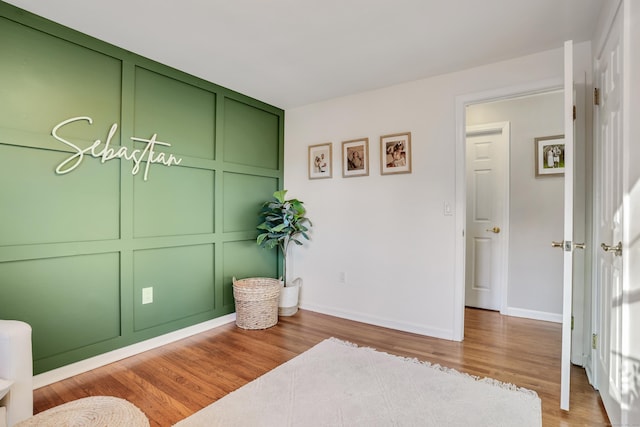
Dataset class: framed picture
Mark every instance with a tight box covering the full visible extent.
[535,135,565,177]
[381,132,411,175]
[308,143,332,179]
[342,138,369,178]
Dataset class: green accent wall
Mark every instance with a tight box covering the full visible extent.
[0,3,282,374]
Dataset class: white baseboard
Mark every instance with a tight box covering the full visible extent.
[502,307,562,323]
[584,358,597,387]
[300,303,456,341]
[33,313,236,389]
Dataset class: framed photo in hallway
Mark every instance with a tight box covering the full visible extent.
[381,132,411,175]
[535,134,565,177]
[342,138,369,178]
[308,143,332,179]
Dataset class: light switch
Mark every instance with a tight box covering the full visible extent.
[444,202,454,216]
[142,287,153,304]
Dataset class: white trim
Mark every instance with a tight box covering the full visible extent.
[594,0,623,59]
[300,304,454,341]
[454,77,564,341]
[585,359,596,387]
[503,307,562,324]
[33,314,236,389]
[621,0,634,423]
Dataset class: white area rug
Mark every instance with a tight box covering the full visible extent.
[175,338,541,427]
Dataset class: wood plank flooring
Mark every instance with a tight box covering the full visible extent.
[32,308,609,426]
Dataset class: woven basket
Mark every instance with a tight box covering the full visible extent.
[232,277,281,330]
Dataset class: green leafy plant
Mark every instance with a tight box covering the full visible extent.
[257,190,312,286]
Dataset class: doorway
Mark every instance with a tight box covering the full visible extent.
[464,91,565,319]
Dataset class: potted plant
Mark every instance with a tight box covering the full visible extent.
[257,190,311,316]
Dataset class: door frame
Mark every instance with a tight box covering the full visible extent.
[453,78,563,341]
[464,122,510,313]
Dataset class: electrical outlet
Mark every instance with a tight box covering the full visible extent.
[142,287,153,304]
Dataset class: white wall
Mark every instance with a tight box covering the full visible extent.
[466,92,565,318]
[284,42,592,340]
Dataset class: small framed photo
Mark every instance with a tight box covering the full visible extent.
[381,132,411,175]
[308,143,332,179]
[535,135,565,177]
[342,138,369,178]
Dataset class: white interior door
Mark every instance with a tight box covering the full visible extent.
[594,6,623,423]
[560,40,575,411]
[465,122,509,311]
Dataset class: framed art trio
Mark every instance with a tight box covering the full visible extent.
[308,132,411,180]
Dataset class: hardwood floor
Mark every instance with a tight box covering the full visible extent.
[32,308,609,426]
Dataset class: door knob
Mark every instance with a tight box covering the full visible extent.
[601,241,622,256]
[486,227,500,233]
[551,241,564,248]
[574,243,586,249]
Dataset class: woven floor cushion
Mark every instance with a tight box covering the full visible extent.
[14,396,149,427]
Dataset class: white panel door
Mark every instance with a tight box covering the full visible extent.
[560,40,575,411]
[465,122,509,311]
[594,6,623,423]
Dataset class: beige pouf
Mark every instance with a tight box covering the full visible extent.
[15,396,149,427]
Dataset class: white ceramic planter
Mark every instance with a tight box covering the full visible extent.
[279,278,302,316]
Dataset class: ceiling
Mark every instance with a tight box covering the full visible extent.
[4,0,604,109]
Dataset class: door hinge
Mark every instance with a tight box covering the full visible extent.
[573,105,576,121]
[594,87,600,106]
[571,315,574,330]
[592,333,598,349]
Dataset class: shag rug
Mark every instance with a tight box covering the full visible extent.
[175,338,542,427]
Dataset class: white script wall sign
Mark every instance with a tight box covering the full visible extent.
[52,116,183,181]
